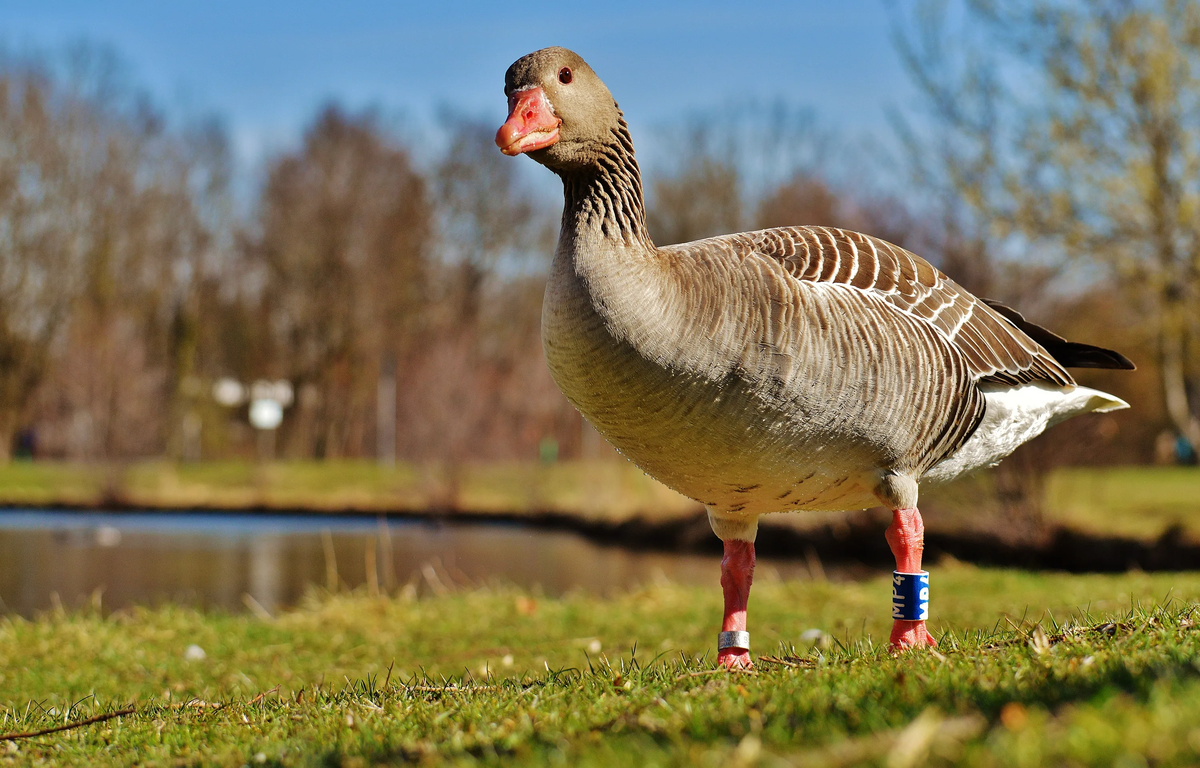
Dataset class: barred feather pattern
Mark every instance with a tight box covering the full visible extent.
[541,117,1078,518]
[730,227,1075,388]
[560,116,654,250]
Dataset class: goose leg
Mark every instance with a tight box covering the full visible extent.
[718,539,755,669]
[886,507,936,649]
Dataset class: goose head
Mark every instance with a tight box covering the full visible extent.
[496,47,624,173]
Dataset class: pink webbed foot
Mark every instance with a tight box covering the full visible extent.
[718,648,753,669]
[889,619,937,649]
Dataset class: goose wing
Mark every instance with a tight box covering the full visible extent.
[653,226,1075,474]
[736,226,1076,388]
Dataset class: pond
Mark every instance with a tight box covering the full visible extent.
[0,510,850,617]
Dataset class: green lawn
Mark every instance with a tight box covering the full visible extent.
[0,460,700,522]
[3,567,1200,765]
[1045,467,1200,540]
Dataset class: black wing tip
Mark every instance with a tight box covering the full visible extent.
[981,297,1136,371]
[1057,343,1136,371]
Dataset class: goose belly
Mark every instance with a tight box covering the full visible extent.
[542,271,886,515]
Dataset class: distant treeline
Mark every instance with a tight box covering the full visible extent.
[0,21,1184,474]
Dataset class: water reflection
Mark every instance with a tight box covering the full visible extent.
[0,511,835,616]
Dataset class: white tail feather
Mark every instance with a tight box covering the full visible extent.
[923,383,1129,484]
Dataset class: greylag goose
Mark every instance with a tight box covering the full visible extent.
[495,47,1135,668]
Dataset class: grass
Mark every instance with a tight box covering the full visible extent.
[1045,466,1200,540]
[0,460,699,522]
[3,567,1200,764]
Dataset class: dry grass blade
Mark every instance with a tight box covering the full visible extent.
[672,669,724,682]
[758,655,816,669]
[242,594,274,621]
[0,707,135,742]
[248,686,281,705]
[403,685,502,694]
[1029,626,1051,655]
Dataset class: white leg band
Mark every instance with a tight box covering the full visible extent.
[718,630,750,651]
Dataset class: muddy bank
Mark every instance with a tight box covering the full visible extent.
[567,513,1200,573]
[392,506,1200,573]
[5,501,1198,573]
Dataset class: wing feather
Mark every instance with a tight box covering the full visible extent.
[651,225,1075,472]
[735,226,1074,388]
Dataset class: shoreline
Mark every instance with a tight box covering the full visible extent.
[2,500,1197,573]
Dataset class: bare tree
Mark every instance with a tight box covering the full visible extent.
[756,172,919,249]
[0,47,232,461]
[646,103,841,246]
[405,114,562,470]
[0,67,78,458]
[645,124,743,246]
[435,113,547,323]
[896,0,1200,448]
[251,105,431,459]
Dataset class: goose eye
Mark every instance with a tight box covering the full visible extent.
[558,67,572,84]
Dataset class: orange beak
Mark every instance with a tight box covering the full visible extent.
[495,87,561,156]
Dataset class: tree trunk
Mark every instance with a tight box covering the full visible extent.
[1160,289,1200,448]
[0,410,17,463]
[166,300,199,461]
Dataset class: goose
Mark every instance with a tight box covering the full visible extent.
[495,47,1135,668]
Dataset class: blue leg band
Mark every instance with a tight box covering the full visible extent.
[891,571,929,621]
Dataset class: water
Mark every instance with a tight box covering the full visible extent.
[0,510,830,616]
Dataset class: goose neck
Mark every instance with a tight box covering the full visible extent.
[557,122,653,252]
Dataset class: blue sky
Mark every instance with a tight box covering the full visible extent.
[2,1,913,171]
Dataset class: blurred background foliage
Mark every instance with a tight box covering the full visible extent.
[0,1,1191,501]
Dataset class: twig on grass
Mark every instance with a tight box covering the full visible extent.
[672,669,725,682]
[981,618,1134,651]
[670,667,759,681]
[757,655,815,669]
[248,686,281,705]
[0,707,135,742]
[403,684,502,694]
[173,699,226,711]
